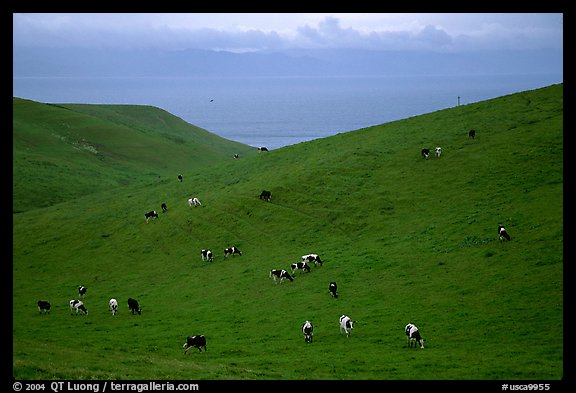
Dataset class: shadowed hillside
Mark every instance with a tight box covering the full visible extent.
[12,84,563,381]
[13,98,257,212]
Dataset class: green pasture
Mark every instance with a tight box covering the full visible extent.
[12,84,563,380]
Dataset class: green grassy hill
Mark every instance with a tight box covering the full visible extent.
[12,84,563,380]
[13,98,257,213]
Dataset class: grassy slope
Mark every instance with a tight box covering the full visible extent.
[12,84,563,380]
[12,98,257,213]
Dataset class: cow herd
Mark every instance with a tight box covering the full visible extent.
[37,285,143,320]
[421,128,477,160]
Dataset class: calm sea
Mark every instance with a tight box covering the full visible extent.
[13,74,562,149]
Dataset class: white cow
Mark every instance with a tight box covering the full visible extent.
[188,197,202,207]
[405,323,425,349]
[435,146,442,158]
[339,314,354,337]
[109,298,118,315]
[69,299,88,315]
[301,253,323,267]
[302,320,314,343]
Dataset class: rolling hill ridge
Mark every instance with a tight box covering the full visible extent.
[12,84,563,380]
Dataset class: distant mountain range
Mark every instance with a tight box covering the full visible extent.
[13,47,563,77]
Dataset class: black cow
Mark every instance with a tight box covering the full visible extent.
[37,300,51,314]
[290,261,311,274]
[302,320,314,343]
[421,148,430,160]
[259,190,272,202]
[468,129,476,139]
[224,246,242,257]
[128,298,141,315]
[329,282,338,298]
[178,174,183,182]
[201,249,213,262]
[145,210,159,223]
[78,285,87,299]
[270,269,294,284]
[183,335,207,353]
[498,225,511,241]
[161,203,167,213]
[258,147,269,152]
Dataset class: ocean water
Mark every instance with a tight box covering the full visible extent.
[13,74,562,150]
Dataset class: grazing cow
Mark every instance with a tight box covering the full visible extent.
[259,190,272,202]
[109,298,118,315]
[405,323,425,349]
[145,210,159,223]
[498,225,511,241]
[161,203,167,212]
[258,147,269,152]
[69,299,88,315]
[339,315,355,337]
[178,174,183,182]
[421,148,430,160]
[234,154,239,159]
[435,146,442,158]
[188,197,202,207]
[329,282,338,298]
[468,129,476,139]
[290,261,311,274]
[224,246,242,257]
[269,269,294,284]
[78,285,87,299]
[128,298,141,315]
[201,249,213,262]
[183,335,207,353]
[37,300,51,314]
[302,320,314,343]
[301,254,323,267]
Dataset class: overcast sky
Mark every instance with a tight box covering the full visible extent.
[13,13,564,53]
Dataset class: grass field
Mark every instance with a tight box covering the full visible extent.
[12,84,564,381]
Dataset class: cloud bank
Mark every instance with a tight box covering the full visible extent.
[13,13,563,53]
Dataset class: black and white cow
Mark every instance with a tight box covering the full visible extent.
[188,197,201,207]
[128,298,141,315]
[224,246,242,257]
[109,298,118,315]
[183,335,207,353]
[301,254,323,267]
[421,148,430,160]
[178,174,183,182]
[145,210,159,223]
[435,146,442,158]
[233,154,239,159]
[259,190,272,202]
[290,261,311,274]
[69,299,88,315]
[269,269,294,284]
[468,129,476,139]
[405,323,425,349]
[498,225,511,241]
[78,285,87,299]
[258,147,269,152]
[302,320,314,343]
[161,203,167,213]
[339,315,354,337]
[201,249,213,262]
[329,282,338,298]
[37,300,51,314]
